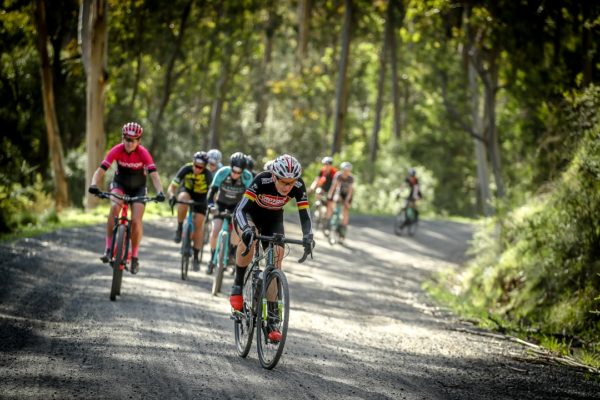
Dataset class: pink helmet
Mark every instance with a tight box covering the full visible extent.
[122,122,143,139]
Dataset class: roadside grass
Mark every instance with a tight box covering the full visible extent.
[0,202,173,243]
[425,270,600,372]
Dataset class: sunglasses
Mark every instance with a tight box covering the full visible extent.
[193,164,205,169]
[231,168,242,174]
[123,137,138,143]
[276,177,296,187]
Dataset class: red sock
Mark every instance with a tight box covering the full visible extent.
[132,245,139,258]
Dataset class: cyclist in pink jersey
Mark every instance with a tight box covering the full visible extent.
[88,122,165,274]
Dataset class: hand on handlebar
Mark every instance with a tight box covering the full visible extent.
[88,185,100,195]
[241,226,255,248]
[156,192,166,202]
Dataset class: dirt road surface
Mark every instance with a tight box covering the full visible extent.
[1,215,598,399]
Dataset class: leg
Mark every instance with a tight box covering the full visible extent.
[230,223,256,311]
[208,217,223,272]
[129,202,145,274]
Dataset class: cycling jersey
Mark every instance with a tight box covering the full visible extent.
[234,171,312,237]
[100,143,157,190]
[316,167,337,192]
[207,166,253,207]
[405,176,422,200]
[332,171,354,197]
[171,163,213,197]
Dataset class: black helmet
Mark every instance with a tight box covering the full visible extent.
[193,151,208,164]
[230,152,247,169]
[245,154,255,170]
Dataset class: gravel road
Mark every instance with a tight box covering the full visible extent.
[1,214,598,399]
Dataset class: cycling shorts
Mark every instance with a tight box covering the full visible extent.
[214,201,236,220]
[234,209,284,249]
[109,182,147,203]
[177,187,208,214]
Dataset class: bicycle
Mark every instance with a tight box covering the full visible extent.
[311,188,329,231]
[95,191,159,301]
[326,200,343,245]
[232,232,312,369]
[209,208,234,295]
[394,200,419,236]
[172,199,205,280]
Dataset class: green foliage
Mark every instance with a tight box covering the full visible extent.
[0,174,55,233]
[430,87,600,359]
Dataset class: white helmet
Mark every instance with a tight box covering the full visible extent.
[207,149,222,164]
[271,154,302,179]
[340,161,352,170]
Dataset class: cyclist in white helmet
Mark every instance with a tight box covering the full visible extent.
[231,154,314,342]
[206,149,223,173]
[326,161,354,240]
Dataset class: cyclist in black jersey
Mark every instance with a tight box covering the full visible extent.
[166,151,213,270]
[231,154,314,340]
[205,152,253,274]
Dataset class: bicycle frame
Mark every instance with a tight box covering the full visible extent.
[211,212,232,267]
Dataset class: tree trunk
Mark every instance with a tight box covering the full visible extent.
[255,0,276,136]
[297,0,311,63]
[581,0,593,86]
[331,0,353,155]
[469,60,491,215]
[389,0,402,140]
[148,0,192,156]
[80,0,108,210]
[368,1,392,182]
[34,0,70,211]
[482,49,504,199]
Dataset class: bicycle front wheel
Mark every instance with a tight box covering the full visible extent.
[212,235,228,295]
[234,299,255,358]
[111,225,127,301]
[256,269,290,369]
[181,221,192,280]
[199,218,210,263]
[394,213,405,236]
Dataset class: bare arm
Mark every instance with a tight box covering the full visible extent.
[90,168,106,188]
[149,171,164,194]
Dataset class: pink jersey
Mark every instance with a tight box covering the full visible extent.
[100,143,157,189]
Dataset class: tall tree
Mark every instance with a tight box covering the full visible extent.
[297,0,311,63]
[331,0,353,155]
[34,0,70,211]
[79,0,108,209]
[147,0,193,156]
[255,0,277,136]
[389,0,402,140]
[368,1,393,181]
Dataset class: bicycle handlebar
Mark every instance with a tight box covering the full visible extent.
[96,191,160,203]
[241,232,313,263]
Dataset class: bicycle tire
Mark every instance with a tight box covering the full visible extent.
[199,218,210,264]
[111,225,127,301]
[234,299,255,358]
[256,269,290,369]
[394,213,405,236]
[181,221,192,280]
[212,232,228,295]
[407,214,419,236]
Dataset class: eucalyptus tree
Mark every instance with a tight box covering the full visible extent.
[34,0,70,210]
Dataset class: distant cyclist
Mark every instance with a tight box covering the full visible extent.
[88,122,166,274]
[205,152,253,274]
[400,167,422,214]
[308,156,337,200]
[207,149,223,174]
[231,154,314,342]
[326,161,354,240]
[166,151,213,270]
[245,154,257,177]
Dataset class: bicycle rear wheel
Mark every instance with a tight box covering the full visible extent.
[212,233,228,295]
[111,225,127,301]
[181,221,192,280]
[256,269,289,369]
